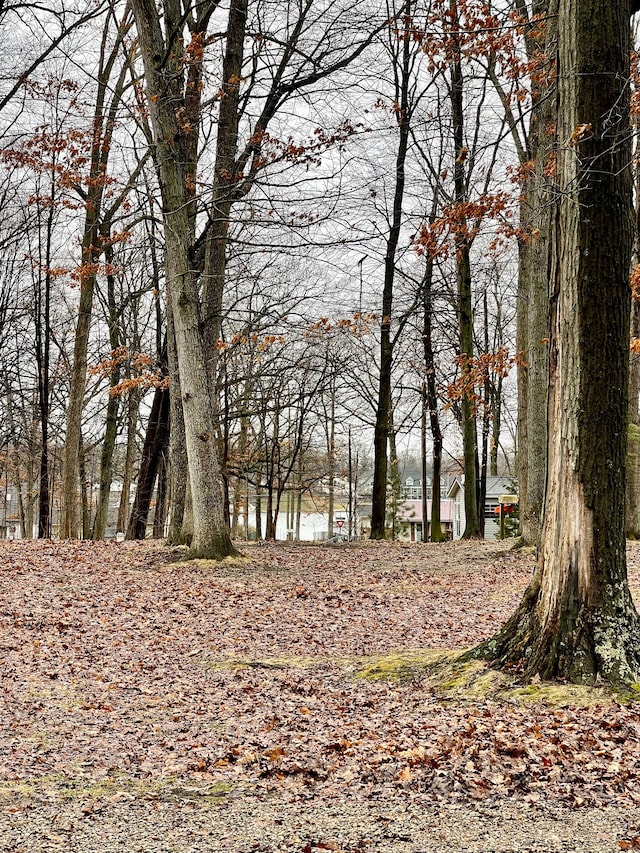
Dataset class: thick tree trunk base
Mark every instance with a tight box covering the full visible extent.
[185,537,240,562]
[466,577,640,688]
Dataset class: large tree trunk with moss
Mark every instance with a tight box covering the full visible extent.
[474,0,640,685]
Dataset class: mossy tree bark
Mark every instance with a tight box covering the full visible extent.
[473,0,640,685]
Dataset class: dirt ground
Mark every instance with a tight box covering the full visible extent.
[1,538,639,852]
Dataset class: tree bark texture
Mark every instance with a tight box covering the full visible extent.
[131,0,237,558]
[474,0,640,685]
[516,0,557,547]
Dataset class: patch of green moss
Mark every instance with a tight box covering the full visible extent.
[205,655,325,671]
[0,774,233,804]
[204,649,639,707]
[355,650,456,682]
[508,682,613,707]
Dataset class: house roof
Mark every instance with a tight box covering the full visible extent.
[446,476,517,501]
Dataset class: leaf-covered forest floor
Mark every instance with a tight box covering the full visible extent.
[2,539,640,852]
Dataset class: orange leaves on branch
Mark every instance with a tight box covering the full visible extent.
[414,192,515,259]
[568,123,592,147]
[246,120,365,176]
[216,333,286,353]
[446,347,519,412]
[70,261,123,284]
[88,347,168,396]
[305,312,378,340]
[419,0,543,98]
[632,53,640,124]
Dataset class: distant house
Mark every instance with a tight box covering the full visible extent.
[447,475,518,540]
[357,471,455,541]
[395,498,455,542]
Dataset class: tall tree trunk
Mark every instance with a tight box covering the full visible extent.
[490,374,502,477]
[35,191,53,539]
[450,2,480,538]
[131,0,237,559]
[165,303,188,544]
[117,387,140,535]
[627,298,640,537]
[92,249,121,540]
[60,23,128,538]
[422,228,445,543]
[515,0,556,546]
[473,0,640,685]
[626,115,640,537]
[153,447,169,538]
[370,2,412,539]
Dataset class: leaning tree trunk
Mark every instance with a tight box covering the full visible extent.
[473,0,640,685]
[126,385,170,540]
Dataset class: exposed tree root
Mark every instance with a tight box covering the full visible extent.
[463,575,640,688]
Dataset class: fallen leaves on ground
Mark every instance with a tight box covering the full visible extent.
[0,538,640,816]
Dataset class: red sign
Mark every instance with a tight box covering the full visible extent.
[336,519,345,528]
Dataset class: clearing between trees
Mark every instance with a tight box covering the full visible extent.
[1,539,640,852]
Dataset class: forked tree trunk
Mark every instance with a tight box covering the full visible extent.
[126,385,170,540]
[474,0,640,685]
[131,0,237,559]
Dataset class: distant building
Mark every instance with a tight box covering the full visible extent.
[446,475,518,540]
[395,498,455,542]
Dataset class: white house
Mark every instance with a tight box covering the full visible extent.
[447,475,518,540]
